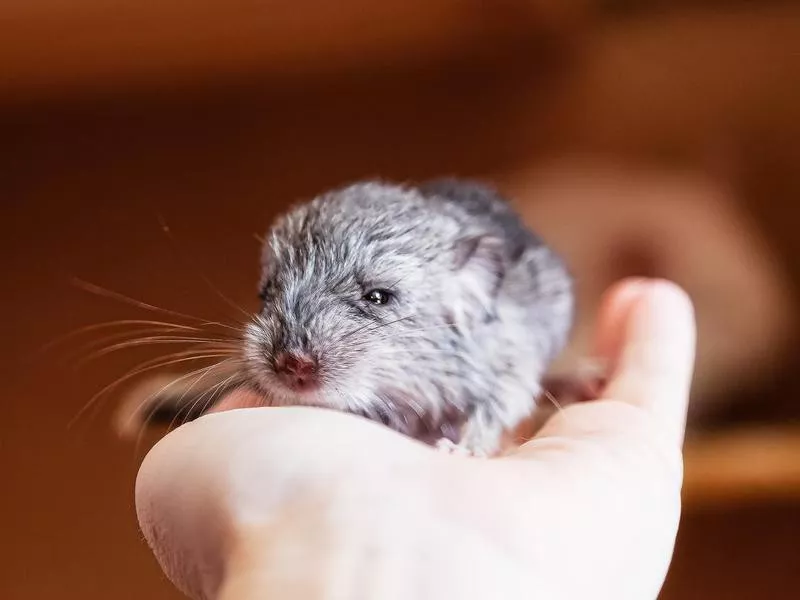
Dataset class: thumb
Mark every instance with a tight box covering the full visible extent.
[514,278,696,459]
[598,279,697,446]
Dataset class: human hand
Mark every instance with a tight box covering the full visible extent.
[135,278,695,600]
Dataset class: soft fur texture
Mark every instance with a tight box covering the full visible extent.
[242,179,574,456]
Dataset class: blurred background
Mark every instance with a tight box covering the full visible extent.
[2,1,800,598]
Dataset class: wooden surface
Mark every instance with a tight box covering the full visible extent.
[3,4,800,599]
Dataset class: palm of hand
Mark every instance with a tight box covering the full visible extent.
[136,279,695,600]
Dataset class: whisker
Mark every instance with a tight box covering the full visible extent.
[173,362,243,423]
[157,215,253,321]
[373,351,455,361]
[172,370,244,430]
[341,314,416,342]
[38,319,201,356]
[74,336,240,368]
[341,319,462,347]
[56,327,207,367]
[130,360,241,454]
[386,324,462,337]
[62,327,241,364]
[70,277,242,331]
[68,351,237,429]
[128,364,224,433]
[366,350,476,371]
[540,388,568,422]
[128,365,222,433]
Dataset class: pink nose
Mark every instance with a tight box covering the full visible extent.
[274,352,318,388]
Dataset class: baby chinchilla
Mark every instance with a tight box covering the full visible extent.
[120,179,576,457]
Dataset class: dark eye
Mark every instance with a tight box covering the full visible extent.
[363,289,393,305]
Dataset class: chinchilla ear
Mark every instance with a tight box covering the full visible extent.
[417,177,516,322]
[453,235,506,282]
[417,177,510,293]
[451,234,507,323]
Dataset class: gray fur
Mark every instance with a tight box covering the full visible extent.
[241,178,575,456]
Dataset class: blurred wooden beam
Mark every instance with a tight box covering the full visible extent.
[0,0,587,104]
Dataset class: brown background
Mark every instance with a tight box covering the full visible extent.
[3,2,800,598]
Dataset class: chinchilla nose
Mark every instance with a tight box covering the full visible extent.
[277,353,317,376]
[274,351,319,389]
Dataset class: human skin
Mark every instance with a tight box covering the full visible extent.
[135,277,696,600]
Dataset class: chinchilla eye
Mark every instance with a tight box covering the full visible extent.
[363,289,393,305]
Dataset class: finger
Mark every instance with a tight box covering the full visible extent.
[505,281,692,600]
[511,278,696,461]
[599,279,696,445]
[591,277,650,372]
